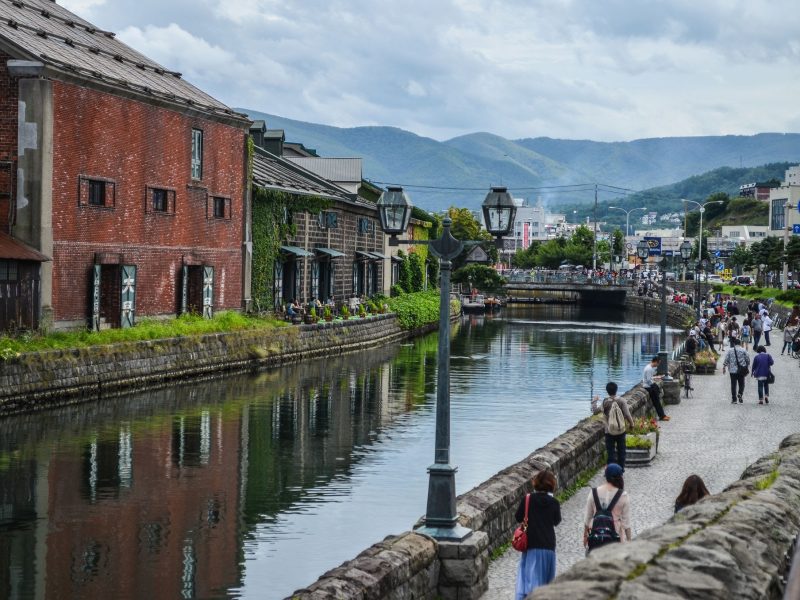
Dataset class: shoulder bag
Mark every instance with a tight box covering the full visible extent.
[512,494,530,552]
[735,349,749,376]
[767,370,775,384]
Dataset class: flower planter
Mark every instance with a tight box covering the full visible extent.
[626,432,658,467]
[693,364,717,374]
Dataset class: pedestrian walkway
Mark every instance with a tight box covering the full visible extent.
[483,346,800,598]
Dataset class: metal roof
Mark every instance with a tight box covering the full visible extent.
[280,245,313,257]
[286,157,362,184]
[0,232,50,261]
[0,0,245,123]
[252,148,351,202]
[314,247,345,258]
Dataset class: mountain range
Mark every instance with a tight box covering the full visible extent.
[240,109,800,213]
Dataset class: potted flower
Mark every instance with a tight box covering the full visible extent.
[323,306,333,322]
[340,305,350,320]
[626,417,659,466]
[693,349,718,374]
[358,305,367,319]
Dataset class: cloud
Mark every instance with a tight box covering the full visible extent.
[60,0,800,142]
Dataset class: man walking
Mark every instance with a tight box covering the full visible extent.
[642,356,670,421]
[722,338,750,404]
[762,313,773,346]
[591,382,636,470]
[751,313,763,348]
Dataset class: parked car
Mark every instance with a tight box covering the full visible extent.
[706,274,723,284]
[728,276,753,286]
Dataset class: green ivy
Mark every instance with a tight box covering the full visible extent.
[409,252,425,292]
[251,186,332,311]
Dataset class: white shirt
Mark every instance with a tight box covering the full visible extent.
[642,363,658,387]
[763,316,773,332]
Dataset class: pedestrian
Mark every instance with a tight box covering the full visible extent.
[514,470,561,599]
[722,338,750,404]
[762,313,773,346]
[702,322,716,353]
[684,330,699,360]
[591,382,635,470]
[674,474,710,513]
[783,324,798,355]
[642,355,670,421]
[751,345,774,405]
[718,317,728,350]
[741,318,752,351]
[751,313,763,348]
[583,463,632,553]
[727,316,740,346]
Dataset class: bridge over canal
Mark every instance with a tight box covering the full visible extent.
[504,277,630,306]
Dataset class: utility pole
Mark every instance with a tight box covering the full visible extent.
[592,184,598,270]
[783,199,791,291]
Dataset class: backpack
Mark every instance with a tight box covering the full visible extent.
[587,488,623,551]
[742,325,750,337]
[607,399,627,436]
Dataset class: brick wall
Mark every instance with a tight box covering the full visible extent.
[50,81,247,323]
[0,50,18,232]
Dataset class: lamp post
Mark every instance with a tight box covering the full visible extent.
[609,206,647,237]
[684,199,724,262]
[783,199,792,291]
[376,185,514,540]
[694,262,702,321]
[638,240,671,378]
[759,263,767,288]
[680,240,693,284]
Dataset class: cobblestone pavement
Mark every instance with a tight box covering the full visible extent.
[483,346,800,599]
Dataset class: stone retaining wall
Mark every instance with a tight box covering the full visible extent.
[532,432,800,599]
[624,295,695,328]
[0,315,417,415]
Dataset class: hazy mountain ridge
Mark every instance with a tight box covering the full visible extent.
[240,109,800,212]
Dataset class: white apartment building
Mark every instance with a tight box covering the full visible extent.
[767,165,800,239]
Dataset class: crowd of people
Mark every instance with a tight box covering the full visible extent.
[512,297,800,598]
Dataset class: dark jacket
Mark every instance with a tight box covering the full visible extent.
[515,492,562,551]
[751,352,774,378]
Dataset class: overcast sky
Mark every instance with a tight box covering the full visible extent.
[61,0,800,142]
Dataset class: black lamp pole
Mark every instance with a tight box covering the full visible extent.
[377,186,513,541]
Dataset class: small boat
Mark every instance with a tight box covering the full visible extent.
[484,297,503,312]
[462,294,486,314]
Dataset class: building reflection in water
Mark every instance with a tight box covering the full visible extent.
[0,342,408,599]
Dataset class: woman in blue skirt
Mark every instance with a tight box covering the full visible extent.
[515,470,561,599]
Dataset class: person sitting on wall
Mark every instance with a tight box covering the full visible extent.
[287,299,301,322]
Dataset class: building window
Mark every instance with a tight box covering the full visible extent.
[207,195,231,220]
[79,176,115,208]
[191,128,203,180]
[213,197,225,218]
[153,189,167,212]
[145,187,176,215]
[0,260,18,282]
[771,199,786,230]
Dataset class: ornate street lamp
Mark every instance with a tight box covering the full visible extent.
[377,186,413,244]
[637,240,670,378]
[377,186,514,541]
[482,186,516,247]
[680,240,693,283]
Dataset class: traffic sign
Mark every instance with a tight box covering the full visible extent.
[716,263,724,271]
[794,224,800,235]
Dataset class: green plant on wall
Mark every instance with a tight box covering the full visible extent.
[250,141,332,312]
[409,252,425,292]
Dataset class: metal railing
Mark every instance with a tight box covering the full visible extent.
[504,271,633,286]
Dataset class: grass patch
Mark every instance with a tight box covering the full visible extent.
[626,435,652,449]
[0,311,287,359]
[555,454,605,504]
[490,541,510,561]
[711,284,800,308]
[754,469,779,491]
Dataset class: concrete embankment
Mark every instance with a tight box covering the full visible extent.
[532,433,800,600]
[0,315,423,416]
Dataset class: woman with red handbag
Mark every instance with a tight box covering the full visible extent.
[513,470,561,599]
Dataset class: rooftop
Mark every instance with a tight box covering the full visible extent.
[0,0,246,123]
[252,147,352,203]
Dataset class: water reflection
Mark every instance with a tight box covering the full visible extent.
[0,305,680,599]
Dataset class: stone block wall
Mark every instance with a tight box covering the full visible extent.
[0,315,410,415]
[532,433,800,600]
[624,295,695,328]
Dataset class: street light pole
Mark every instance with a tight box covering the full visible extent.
[684,199,724,263]
[376,185,514,541]
[783,199,791,291]
[609,206,647,237]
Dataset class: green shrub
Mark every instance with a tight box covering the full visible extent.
[390,284,404,298]
[626,435,653,449]
[386,290,440,330]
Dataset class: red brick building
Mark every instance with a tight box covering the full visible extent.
[0,0,250,330]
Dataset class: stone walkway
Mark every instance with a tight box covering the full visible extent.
[483,345,800,599]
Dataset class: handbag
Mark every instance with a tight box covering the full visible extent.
[767,370,775,384]
[512,494,530,552]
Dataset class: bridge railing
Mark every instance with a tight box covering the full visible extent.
[504,271,633,287]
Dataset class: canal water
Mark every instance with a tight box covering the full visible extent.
[0,305,680,599]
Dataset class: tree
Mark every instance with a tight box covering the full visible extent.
[563,225,594,267]
[452,264,505,294]
[729,245,753,275]
[612,229,625,257]
[535,238,567,268]
[446,207,496,269]
[409,251,425,292]
[397,250,413,293]
[596,239,611,267]
[511,242,540,268]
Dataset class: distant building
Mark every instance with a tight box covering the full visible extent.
[739,181,780,201]
[767,165,800,238]
[718,225,769,246]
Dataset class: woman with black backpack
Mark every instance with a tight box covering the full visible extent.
[583,464,632,553]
